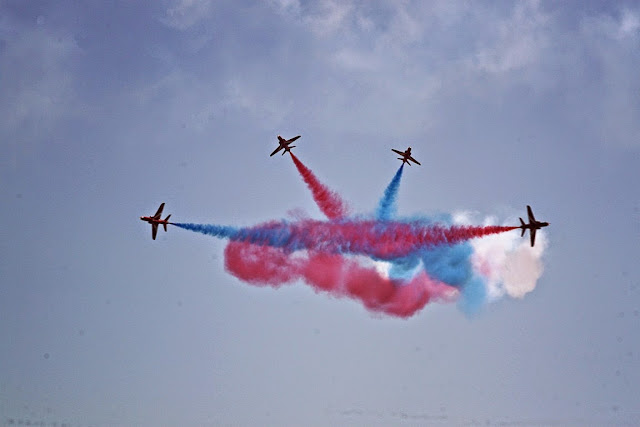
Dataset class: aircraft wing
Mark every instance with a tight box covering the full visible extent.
[391,149,404,156]
[152,223,158,240]
[408,155,421,165]
[270,145,283,156]
[527,205,535,222]
[530,228,536,247]
[153,203,165,219]
[287,135,301,143]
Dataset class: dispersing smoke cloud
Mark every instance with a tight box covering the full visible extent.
[455,211,547,302]
[224,241,458,317]
[173,155,547,317]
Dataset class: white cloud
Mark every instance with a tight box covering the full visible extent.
[127,67,294,134]
[472,0,550,74]
[577,7,640,148]
[582,7,640,41]
[618,9,640,39]
[289,1,640,148]
[331,48,380,72]
[270,0,353,36]
[305,0,354,37]
[224,78,293,126]
[269,0,301,16]
[160,0,213,30]
[0,18,81,148]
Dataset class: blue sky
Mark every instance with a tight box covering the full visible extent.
[1,1,639,425]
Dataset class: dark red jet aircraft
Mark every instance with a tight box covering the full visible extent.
[140,203,172,240]
[391,147,421,166]
[519,205,549,247]
[270,135,301,156]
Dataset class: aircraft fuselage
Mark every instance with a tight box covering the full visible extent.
[140,216,170,225]
[519,221,549,231]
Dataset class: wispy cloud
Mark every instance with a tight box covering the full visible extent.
[160,0,214,30]
[5,1,639,158]
[0,15,82,168]
[472,0,550,74]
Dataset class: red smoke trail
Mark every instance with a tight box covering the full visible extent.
[290,154,349,220]
[224,241,458,318]
[233,220,520,259]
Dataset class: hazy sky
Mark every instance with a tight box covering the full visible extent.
[1,1,639,425]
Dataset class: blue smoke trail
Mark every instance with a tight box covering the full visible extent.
[174,222,298,248]
[173,223,239,239]
[376,165,404,220]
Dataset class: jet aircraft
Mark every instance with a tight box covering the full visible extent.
[519,205,549,247]
[140,203,172,240]
[391,147,421,166]
[270,135,301,156]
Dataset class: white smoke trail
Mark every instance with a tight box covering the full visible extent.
[453,211,547,301]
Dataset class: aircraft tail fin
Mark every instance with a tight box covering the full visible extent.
[519,218,526,237]
[164,215,171,231]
